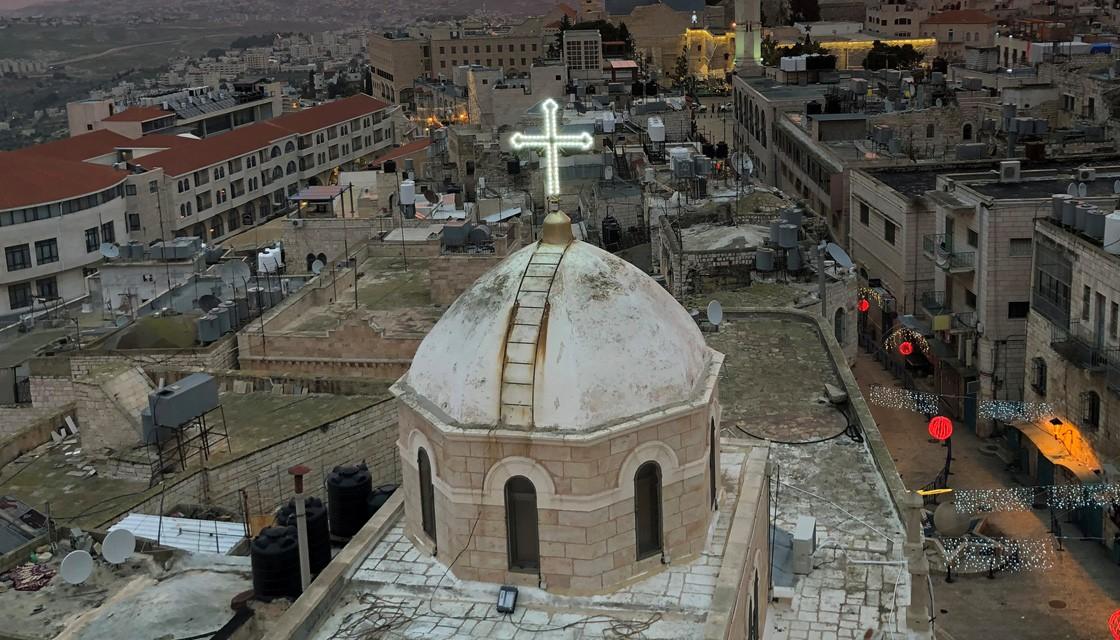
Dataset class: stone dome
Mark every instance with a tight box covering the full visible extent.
[397,237,714,432]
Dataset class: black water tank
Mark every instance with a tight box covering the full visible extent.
[368,484,398,517]
[276,496,331,575]
[507,159,520,175]
[250,526,301,600]
[327,463,373,537]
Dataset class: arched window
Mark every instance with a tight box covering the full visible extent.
[272,166,283,180]
[286,161,297,175]
[709,420,718,510]
[962,123,973,141]
[306,253,316,272]
[1081,391,1101,429]
[284,141,296,153]
[634,461,663,559]
[418,448,437,543]
[504,476,540,572]
[834,307,846,345]
[270,146,282,158]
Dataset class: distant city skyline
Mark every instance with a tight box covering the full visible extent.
[0,0,60,11]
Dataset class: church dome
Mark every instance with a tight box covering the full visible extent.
[398,236,714,432]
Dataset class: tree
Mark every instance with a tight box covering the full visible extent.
[863,40,924,70]
[788,0,820,23]
[618,22,635,56]
[761,33,830,67]
[672,46,690,88]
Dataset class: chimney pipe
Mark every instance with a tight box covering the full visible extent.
[288,464,312,592]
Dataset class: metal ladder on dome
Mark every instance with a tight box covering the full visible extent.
[499,241,569,427]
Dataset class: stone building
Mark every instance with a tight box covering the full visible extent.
[391,208,740,593]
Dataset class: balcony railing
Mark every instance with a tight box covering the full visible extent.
[1032,292,1070,331]
[1051,321,1109,372]
[953,310,977,332]
[1108,349,1120,396]
[923,234,976,273]
[920,290,950,317]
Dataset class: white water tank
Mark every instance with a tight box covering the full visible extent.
[399,179,416,206]
[1051,194,1072,223]
[1075,203,1093,231]
[1105,211,1120,255]
[257,247,283,273]
[648,116,665,142]
[1062,199,1077,226]
[1085,210,1106,241]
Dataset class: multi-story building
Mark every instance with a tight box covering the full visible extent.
[1018,195,1120,546]
[918,9,999,62]
[0,152,127,319]
[865,0,929,38]
[563,29,603,82]
[369,20,548,105]
[3,95,396,317]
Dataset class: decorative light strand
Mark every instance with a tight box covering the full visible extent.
[509,98,593,197]
[953,483,1120,514]
[941,536,1056,573]
[869,385,941,416]
[868,385,1054,422]
[859,286,888,308]
[883,326,930,356]
[977,399,1055,423]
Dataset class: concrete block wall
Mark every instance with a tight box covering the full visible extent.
[429,254,505,305]
[204,399,400,517]
[75,364,152,454]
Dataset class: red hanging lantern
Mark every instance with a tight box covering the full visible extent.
[898,340,914,356]
[857,299,870,313]
[1110,609,1120,640]
[928,415,953,440]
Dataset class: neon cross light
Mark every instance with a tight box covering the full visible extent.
[510,98,593,197]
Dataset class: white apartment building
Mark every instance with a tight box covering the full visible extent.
[2,95,397,317]
[0,153,127,319]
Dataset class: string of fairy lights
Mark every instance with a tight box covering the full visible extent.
[867,385,1055,423]
[940,536,1057,573]
[882,326,931,357]
[953,483,1120,514]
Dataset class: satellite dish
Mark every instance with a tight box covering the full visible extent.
[102,529,136,564]
[1067,182,1078,196]
[60,550,94,584]
[1113,180,1120,194]
[935,98,943,108]
[99,243,120,259]
[825,242,854,269]
[218,260,251,283]
[1078,182,1088,197]
[311,260,325,275]
[198,294,221,313]
[707,300,723,327]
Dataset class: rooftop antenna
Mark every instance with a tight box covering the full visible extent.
[102,529,136,564]
[59,550,93,584]
[99,243,120,259]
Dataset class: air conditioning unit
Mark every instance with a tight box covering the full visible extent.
[1078,167,1096,182]
[1000,160,1021,183]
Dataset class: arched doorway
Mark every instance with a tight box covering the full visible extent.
[834,307,846,345]
[634,461,663,559]
[962,123,973,141]
[418,448,436,544]
[305,253,316,272]
[504,476,540,572]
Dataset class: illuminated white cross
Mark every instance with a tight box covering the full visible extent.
[510,98,593,197]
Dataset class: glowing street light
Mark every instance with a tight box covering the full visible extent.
[510,98,593,197]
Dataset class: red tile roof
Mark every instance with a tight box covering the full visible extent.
[0,152,126,210]
[136,121,292,177]
[369,138,433,166]
[15,129,133,162]
[103,106,173,123]
[922,9,998,24]
[268,94,390,135]
[136,94,392,176]
[126,134,202,150]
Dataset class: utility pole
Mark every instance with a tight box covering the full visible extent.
[289,464,312,592]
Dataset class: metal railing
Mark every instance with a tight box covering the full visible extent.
[1108,349,1120,396]
[1051,321,1109,371]
[1031,292,1070,331]
[923,233,976,272]
[920,290,950,316]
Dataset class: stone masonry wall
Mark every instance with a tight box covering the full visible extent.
[398,400,718,594]
[76,364,153,454]
[429,254,505,305]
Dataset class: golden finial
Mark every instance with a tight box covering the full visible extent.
[540,196,573,246]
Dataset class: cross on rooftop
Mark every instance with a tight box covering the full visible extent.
[510,98,593,197]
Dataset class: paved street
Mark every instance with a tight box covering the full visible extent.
[851,351,1120,640]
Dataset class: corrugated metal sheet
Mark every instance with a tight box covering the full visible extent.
[110,514,245,555]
